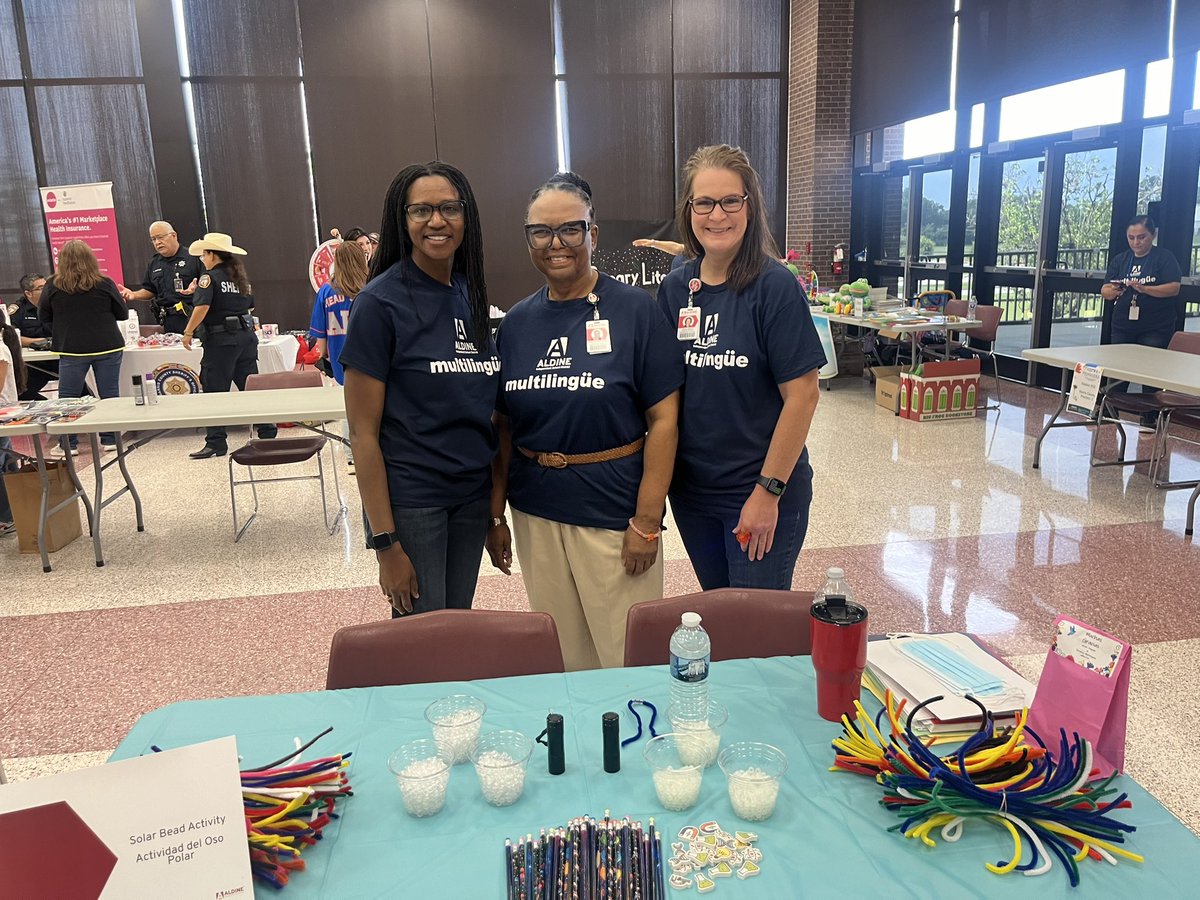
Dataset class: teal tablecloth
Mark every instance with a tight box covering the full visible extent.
[111,657,1200,898]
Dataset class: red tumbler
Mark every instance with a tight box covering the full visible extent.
[810,597,869,722]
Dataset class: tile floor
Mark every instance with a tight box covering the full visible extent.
[3,373,1199,835]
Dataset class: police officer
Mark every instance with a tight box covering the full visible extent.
[179,232,277,459]
[8,273,55,400]
[121,221,204,334]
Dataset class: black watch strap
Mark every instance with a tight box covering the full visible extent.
[756,475,786,497]
[369,530,400,551]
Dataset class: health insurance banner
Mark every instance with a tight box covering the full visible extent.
[40,181,125,286]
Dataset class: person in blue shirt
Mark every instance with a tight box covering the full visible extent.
[489,172,683,670]
[310,239,369,470]
[1101,215,1184,427]
[658,144,825,591]
[340,162,499,618]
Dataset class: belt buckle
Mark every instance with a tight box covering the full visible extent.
[538,451,568,469]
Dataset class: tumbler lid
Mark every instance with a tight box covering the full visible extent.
[811,598,867,626]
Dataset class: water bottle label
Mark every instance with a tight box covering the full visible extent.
[670,652,709,683]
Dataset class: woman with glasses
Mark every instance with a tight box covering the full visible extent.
[340,162,499,617]
[657,145,825,591]
[488,172,683,670]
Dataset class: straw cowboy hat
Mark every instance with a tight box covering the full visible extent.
[188,232,247,256]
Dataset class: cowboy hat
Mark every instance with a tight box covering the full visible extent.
[188,232,247,256]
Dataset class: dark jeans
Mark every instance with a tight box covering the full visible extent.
[58,350,123,447]
[670,462,813,591]
[1109,326,1174,398]
[200,330,276,449]
[364,495,490,617]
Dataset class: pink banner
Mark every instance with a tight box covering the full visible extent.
[40,182,124,286]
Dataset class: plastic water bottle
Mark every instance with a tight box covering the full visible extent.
[814,567,854,610]
[669,612,711,723]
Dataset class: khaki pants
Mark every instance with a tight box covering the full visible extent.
[512,509,664,671]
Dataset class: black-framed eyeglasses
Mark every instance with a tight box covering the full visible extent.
[524,220,590,250]
[688,194,748,215]
[404,201,466,223]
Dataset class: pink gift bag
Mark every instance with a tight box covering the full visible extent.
[1027,615,1130,776]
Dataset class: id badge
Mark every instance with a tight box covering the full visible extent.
[677,306,701,341]
[1128,303,1140,321]
[586,319,612,354]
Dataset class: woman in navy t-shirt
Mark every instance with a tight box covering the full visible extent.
[657,145,825,591]
[490,173,683,670]
[340,162,499,617]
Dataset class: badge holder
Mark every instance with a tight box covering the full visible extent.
[585,291,611,355]
[678,277,702,342]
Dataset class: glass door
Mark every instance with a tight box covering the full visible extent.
[989,154,1045,358]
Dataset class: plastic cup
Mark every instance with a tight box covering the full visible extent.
[425,694,486,764]
[719,742,788,822]
[643,733,705,811]
[666,700,728,767]
[810,599,869,722]
[471,730,534,806]
[387,739,451,818]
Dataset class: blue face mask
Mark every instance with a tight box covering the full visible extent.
[896,638,1004,696]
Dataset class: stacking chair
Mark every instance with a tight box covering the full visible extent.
[922,299,1003,408]
[325,610,565,689]
[1090,332,1200,483]
[623,588,814,667]
[228,370,345,541]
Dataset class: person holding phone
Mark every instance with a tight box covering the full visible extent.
[1101,215,1183,426]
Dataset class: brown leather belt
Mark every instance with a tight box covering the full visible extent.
[518,437,645,469]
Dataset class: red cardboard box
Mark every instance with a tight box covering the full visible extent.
[898,359,980,421]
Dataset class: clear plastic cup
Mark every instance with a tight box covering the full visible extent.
[718,742,788,822]
[424,694,486,764]
[643,733,705,811]
[471,730,534,806]
[666,699,728,767]
[387,739,451,817]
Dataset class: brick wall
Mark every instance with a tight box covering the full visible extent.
[786,0,854,286]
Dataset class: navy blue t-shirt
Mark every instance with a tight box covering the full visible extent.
[657,258,826,514]
[1106,247,1183,333]
[498,273,684,530]
[339,259,499,509]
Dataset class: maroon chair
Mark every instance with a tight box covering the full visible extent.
[228,370,345,541]
[623,588,814,667]
[325,610,566,689]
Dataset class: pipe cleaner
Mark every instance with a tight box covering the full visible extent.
[829,691,1142,886]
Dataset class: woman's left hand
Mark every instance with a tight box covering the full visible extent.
[622,523,659,576]
[734,490,779,561]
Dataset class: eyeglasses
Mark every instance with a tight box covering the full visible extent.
[524,220,590,250]
[149,232,175,243]
[688,194,748,215]
[404,201,466,223]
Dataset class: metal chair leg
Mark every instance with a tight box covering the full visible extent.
[1187,481,1198,537]
[230,458,261,543]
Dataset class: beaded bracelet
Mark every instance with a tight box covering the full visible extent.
[627,519,660,542]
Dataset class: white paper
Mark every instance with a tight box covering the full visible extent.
[0,736,252,898]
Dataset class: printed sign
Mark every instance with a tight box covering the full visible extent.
[1067,362,1103,417]
[40,182,124,285]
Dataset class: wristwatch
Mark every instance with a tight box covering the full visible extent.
[488,516,507,529]
[368,530,401,551]
[756,475,786,497]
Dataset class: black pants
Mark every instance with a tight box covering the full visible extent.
[161,310,191,335]
[200,329,277,449]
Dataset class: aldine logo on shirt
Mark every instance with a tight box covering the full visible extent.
[693,313,720,350]
[536,336,572,370]
[454,318,477,354]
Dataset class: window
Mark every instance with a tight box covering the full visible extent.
[1144,58,1170,117]
[969,103,984,148]
[918,169,952,262]
[998,70,1124,142]
[1139,125,1166,211]
[902,109,955,159]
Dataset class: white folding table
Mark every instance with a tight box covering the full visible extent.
[41,386,347,568]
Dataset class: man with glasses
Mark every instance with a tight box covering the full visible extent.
[9,273,56,400]
[121,221,203,334]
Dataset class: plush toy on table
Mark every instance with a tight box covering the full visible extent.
[822,278,872,316]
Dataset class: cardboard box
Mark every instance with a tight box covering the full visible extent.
[4,460,83,554]
[872,365,903,413]
[899,359,981,422]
